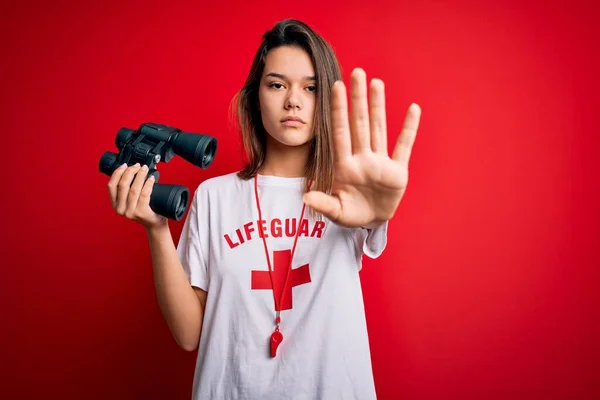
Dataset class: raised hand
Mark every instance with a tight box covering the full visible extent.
[303,68,421,228]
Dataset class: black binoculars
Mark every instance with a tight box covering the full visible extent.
[99,122,217,221]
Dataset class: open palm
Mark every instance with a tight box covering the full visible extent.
[303,68,421,228]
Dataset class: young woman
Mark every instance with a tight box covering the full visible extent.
[107,19,420,399]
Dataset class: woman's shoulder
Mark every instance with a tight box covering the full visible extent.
[192,170,249,195]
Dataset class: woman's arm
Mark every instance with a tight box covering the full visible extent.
[146,224,206,352]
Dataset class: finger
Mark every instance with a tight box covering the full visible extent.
[116,163,141,214]
[349,68,371,153]
[125,165,149,218]
[303,191,342,223]
[331,80,351,165]
[392,103,421,166]
[369,78,387,154]
[107,163,128,209]
[138,174,156,210]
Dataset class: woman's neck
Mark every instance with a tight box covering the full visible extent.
[260,139,311,178]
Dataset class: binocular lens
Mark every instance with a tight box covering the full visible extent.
[174,133,218,169]
[149,183,190,221]
[99,152,118,176]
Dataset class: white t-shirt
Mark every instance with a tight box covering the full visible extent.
[176,171,388,400]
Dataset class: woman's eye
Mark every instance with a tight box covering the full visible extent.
[306,85,317,93]
[269,83,284,89]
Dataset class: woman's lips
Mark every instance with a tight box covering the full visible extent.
[281,120,304,127]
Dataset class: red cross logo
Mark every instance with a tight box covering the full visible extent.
[251,249,311,311]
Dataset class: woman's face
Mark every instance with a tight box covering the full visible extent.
[258,45,317,148]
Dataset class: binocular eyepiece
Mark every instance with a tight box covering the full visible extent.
[99,122,217,221]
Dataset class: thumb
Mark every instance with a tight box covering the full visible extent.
[303,191,341,222]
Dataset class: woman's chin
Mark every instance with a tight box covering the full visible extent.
[271,133,312,148]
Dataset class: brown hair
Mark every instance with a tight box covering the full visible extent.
[230,19,343,220]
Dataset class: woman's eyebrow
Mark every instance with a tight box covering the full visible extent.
[264,72,316,81]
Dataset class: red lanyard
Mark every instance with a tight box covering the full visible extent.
[253,174,312,357]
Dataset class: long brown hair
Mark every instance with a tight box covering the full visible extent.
[230,19,343,220]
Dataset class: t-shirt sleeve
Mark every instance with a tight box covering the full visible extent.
[353,221,389,260]
[176,184,209,291]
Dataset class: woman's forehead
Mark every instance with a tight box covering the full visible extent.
[263,46,315,80]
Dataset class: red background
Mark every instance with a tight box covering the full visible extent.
[2,0,599,398]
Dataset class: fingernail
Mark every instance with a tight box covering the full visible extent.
[141,165,148,171]
[148,175,155,181]
[119,163,127,169]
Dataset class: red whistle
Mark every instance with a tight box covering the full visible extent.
[270,329,283,357]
